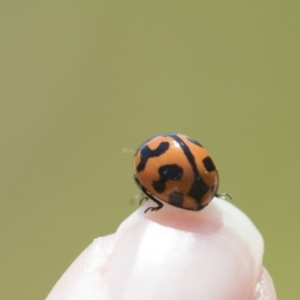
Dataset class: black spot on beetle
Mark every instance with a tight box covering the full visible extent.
[152,179,166,193]
[202,156,216,172]
[169,191,184,208]
[187,178,209,202]
[152,164,183,193]
[158,164,183,181]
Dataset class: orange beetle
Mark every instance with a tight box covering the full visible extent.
[134,133,229,213]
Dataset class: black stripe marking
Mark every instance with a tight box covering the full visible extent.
[187,137,203,147]
[167,134,209,203]
[136,141,169,172]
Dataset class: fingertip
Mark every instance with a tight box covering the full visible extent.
[107,198,265,299]
[47,198,275,300]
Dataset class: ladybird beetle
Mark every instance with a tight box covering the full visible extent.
[134,133,230,213]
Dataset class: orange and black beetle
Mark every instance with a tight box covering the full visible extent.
[134,133,229,213]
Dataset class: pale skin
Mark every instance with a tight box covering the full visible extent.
[46,198,277,300]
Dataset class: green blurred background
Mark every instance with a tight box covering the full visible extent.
[0,1,299,299]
